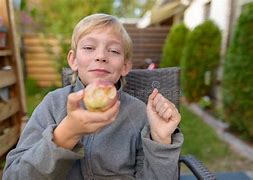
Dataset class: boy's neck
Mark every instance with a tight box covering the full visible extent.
[115,80,121,90]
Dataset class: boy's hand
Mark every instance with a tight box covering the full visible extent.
[53,90,120,149]
[147,89,181,144]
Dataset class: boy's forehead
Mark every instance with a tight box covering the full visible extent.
[87,26,119,35]
[79,27,123,43]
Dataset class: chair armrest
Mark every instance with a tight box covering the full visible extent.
[179,155,216,180]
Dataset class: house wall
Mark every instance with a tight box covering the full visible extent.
[184,0,207,29]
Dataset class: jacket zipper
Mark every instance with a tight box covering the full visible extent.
[86,134,95,179]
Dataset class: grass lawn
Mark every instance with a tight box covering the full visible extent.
[180,105,253,172]
[25,90,253,173]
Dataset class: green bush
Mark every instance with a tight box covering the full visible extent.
[25,77,57,116]
[25,77,40,96]
[222,2,253,139]
[181,20,221,102]
[160,23,189,67]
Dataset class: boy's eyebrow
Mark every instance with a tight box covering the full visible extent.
[80,37,122,46]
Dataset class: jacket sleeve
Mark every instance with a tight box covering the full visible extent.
[135,126,184,180]
[3,92,84,180]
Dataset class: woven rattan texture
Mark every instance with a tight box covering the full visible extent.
[124,68,180,110]
[62,67,180,109]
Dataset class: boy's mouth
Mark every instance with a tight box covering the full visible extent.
[89,69,111,75]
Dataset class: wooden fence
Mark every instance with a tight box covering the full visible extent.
[124,24,169,68]
[23,34,62,87]
[23,25,170,87]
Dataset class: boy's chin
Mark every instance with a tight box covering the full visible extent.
[88,78,116,85]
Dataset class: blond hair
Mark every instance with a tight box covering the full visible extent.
[71,13,133,61]
[70,13,132,85]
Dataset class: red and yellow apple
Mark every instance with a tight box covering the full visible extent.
[83,80,117,112]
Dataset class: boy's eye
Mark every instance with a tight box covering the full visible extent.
[83,46,94,50]
[109,49,120,54]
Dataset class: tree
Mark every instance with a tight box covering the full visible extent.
[160,23,189,67]
[38,0,114,36]
[180,20,221,102]
[222,2,253,138]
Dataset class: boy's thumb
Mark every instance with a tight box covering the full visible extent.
[67,90,84,111]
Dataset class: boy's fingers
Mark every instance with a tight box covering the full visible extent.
[67,90,84,111]
[88,101,120,122]
[158,103,168,117]
[148,89,158,107]
[163,108,173,121]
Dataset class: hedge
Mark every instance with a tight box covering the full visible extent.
[222,2,253,138]
[160,23,189,67]
[181,20,221,102]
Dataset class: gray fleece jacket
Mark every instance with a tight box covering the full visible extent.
[3,78,183,180]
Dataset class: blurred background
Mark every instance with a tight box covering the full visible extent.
[0,0,253,179]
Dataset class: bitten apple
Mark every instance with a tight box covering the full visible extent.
[83,80,118,112]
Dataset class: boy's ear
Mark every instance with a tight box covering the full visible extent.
[121,60,132,76]
[67,50,78,71]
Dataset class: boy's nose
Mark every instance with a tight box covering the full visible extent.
[95,58,107,63]
[94,49,108,63]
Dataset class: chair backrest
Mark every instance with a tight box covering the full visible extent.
[62,67,180,110]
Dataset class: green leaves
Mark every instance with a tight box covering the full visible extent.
[180,20,221,102]
[160,23,189,67]
[222,2,253,138]
[38,0,113,36]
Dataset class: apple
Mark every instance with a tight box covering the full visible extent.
[83,80,118,112]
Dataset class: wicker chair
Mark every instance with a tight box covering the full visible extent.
[62,67,216,180]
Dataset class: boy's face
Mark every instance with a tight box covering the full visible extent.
[68,27,131,85]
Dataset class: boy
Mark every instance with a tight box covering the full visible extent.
[3,13,183,180]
